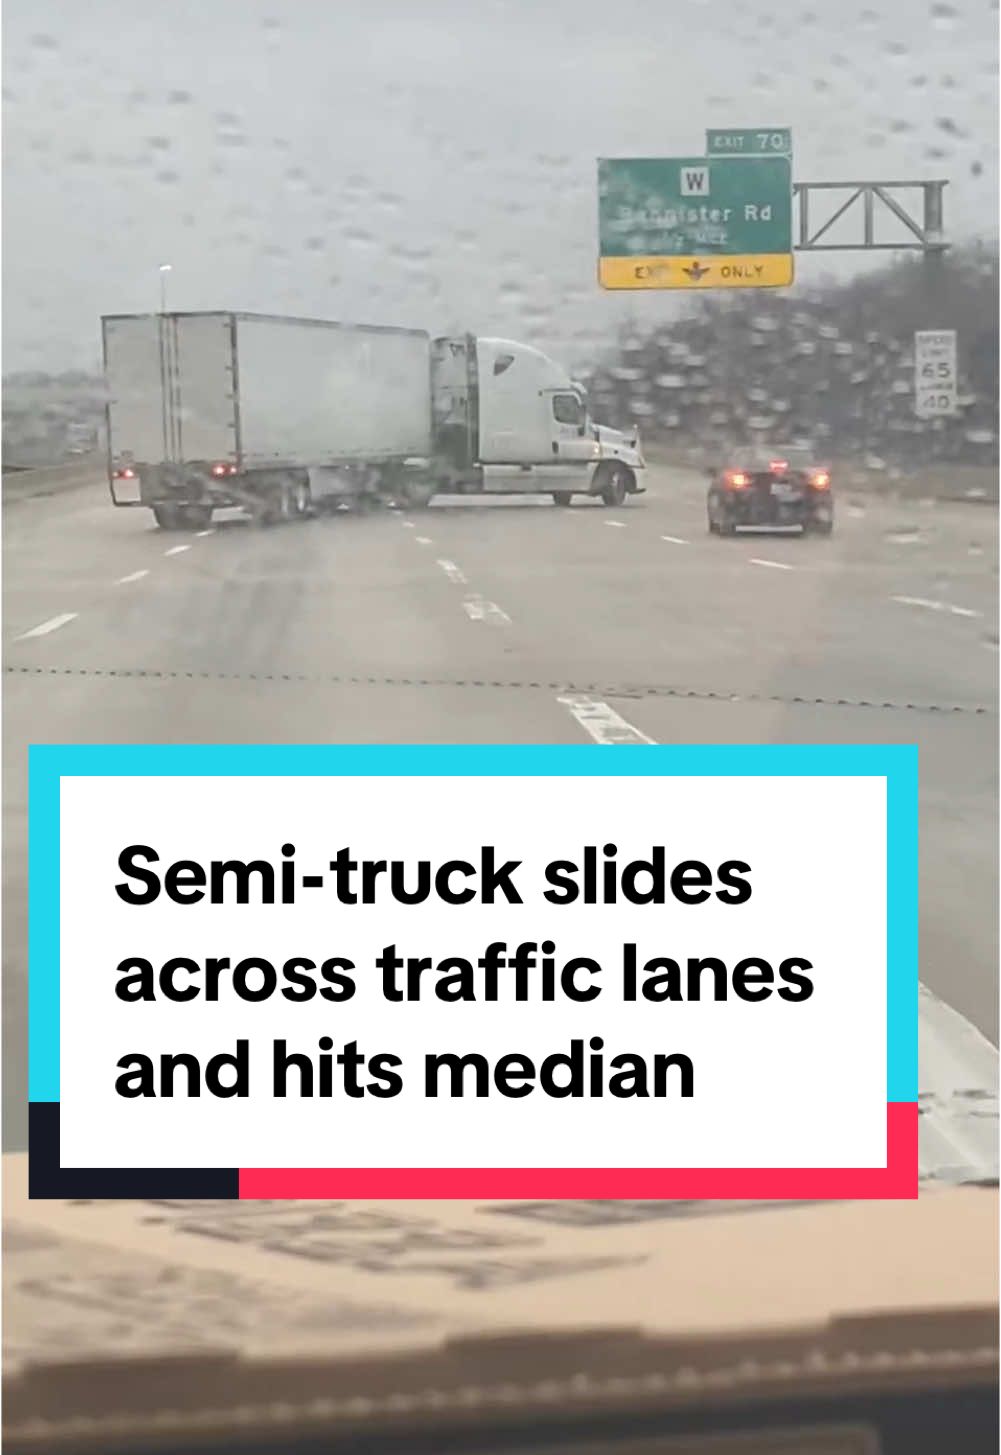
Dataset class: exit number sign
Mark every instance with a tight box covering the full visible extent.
[707,128,792,158]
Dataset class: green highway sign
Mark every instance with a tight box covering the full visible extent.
[598,155,793,290]
[707,127,792,157]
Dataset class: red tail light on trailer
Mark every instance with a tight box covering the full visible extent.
[210,463,237,477]
[113,467,136,479]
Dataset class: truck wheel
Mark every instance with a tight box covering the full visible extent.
[402,482,435,509]
[552,491,572,507]
[152,503,181,530]
[599,465,629,508]
[182,505,212,531]
[252,496,278,527]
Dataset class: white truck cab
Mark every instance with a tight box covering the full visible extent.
[433,335,645,506]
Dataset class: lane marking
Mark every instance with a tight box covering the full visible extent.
[402,521,415,529]
[661,535,690,546]
[16,612,78,640]
[604,520,626,529]
[892,595,981,619]
[463,594,511,625]
[557,694,997,1174]
[557,694,655,745]
[918,983,999,1183]
[437,559,468,586]
[195,529,214,538]
[749,557,795,571]
[164,544,191,556]
[115,569,149,584]
[415,536,433,546]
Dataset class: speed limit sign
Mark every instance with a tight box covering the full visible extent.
[914,330,958,418]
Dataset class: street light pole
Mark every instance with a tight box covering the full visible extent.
[159,263,172,313]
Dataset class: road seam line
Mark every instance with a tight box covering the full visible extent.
[16,613,79,640]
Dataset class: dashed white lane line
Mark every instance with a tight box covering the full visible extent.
[164,544,191,556]
[195,529,214,538]
[415,536,433,546]
[661,535,689,546]
[892,595,982,619]
[604,520,627,529]
[16,612,78,640]
[463,595,511,625]
[918,983,999,1182]
[401,521,415,529]
[555,693,997,1169]
[749,557,795,571]
[437,559,468,586]
[116,569,150,584]
[557,694,655,745]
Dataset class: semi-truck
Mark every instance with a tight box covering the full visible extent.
[102,312,645,529]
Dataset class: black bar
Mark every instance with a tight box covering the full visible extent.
[28,1102,239,1199]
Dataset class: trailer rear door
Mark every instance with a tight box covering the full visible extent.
[103,316,164,480]
[103,313,237,480]
[171,313,237,464]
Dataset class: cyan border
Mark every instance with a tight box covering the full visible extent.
[28,742,917,1109]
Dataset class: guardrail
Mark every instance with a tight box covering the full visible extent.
[642,444,999,505]
[2,454,104,503]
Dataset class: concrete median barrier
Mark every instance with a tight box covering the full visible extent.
[2,454,105,504]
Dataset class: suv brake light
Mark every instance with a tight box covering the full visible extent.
[810,469,831,489]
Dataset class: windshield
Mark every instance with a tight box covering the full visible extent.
[3,0,998,1447]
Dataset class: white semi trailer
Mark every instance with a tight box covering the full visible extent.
[102,312,644,528]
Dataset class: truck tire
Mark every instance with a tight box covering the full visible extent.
[180,505,212,530]
[278,482,296,523]
[152,503,182,530]
[402,481,435,509]
[552,491,572,507]
[293,480,312,519]
[598,464,630,508]
[252,496,278,527]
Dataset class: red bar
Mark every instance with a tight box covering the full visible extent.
[240,1102,917,1201]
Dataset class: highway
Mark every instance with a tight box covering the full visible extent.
[3,465,997,1167]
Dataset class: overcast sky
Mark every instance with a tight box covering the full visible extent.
[4,0,997,373]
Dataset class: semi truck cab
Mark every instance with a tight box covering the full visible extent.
[432,335,645,506]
